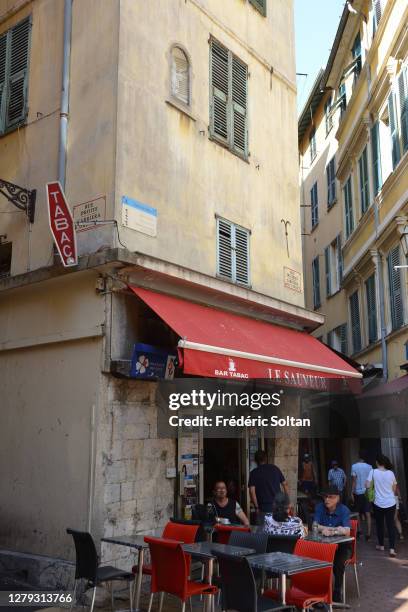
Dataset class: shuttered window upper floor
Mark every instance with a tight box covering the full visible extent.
[0,17,31,136]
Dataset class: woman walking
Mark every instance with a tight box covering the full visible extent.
[366,454,397,557]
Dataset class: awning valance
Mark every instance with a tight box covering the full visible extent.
[131,287,362,391]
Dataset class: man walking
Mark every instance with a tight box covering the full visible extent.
[248,450,288,514]
[351,451,372,540]
[328,460,347,501]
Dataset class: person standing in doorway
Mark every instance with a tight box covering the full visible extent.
[351,451,373,540]
[300,453,316,495]
[248,450,288,515]
[328,460,347,501]
[366,454,397,557]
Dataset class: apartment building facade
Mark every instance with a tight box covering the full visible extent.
[300,0,408,493]
[1,0,360,571]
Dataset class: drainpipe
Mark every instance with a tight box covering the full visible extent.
[373,199,388,381]
[58,0,73,188]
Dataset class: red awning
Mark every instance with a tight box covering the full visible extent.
[131,287,362,391]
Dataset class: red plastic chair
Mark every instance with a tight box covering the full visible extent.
[264,539,337,611]
[343,519,360,601]
[213,524,250,545]
[132,521,199,577]
[145,536,217,612]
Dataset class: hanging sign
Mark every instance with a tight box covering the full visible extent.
[46,182,78,267]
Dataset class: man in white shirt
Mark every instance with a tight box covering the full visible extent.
[351,452,373,540]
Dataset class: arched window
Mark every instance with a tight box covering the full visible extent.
[170,46,190,106]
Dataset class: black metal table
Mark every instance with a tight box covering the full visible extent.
[101,535,148,612]
[248,552,332,605]
[182,542,256,612]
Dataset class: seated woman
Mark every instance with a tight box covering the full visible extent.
[263,492,306,537]
[211,480,250,526]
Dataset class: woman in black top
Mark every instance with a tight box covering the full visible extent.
[211,480,249,525]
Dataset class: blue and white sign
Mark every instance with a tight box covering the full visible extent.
[130,343,176,380]
[122,195,157,237]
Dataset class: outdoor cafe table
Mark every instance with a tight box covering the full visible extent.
[182,542,256,612]
[248,551,332,605]
[101,535,148,612]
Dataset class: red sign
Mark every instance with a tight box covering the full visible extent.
[46,182,78,267]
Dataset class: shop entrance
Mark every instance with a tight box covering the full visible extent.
[203,438,244,507]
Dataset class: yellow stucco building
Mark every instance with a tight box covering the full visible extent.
[300,0,408,494]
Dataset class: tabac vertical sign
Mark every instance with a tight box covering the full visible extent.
[46,182,78,267]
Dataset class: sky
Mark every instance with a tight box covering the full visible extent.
[295,0,346,113]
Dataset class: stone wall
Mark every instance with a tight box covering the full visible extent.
[273,395,301,503]
[96,377,176,568]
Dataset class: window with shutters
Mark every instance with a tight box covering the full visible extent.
[312,256,321,309]
[349,290,362,354]
[358,146,370,215]
[249,0,267,16]
[325,95,333,135]
[324,246,331,298]
[216,217,250,286]
[344,177,354,239]
[311,182,319,228]
[387,245,404,330]
[326,156,336,208]
[372,0,383,35]
[309,128,317,163]
[328,324,348,355]
[351,33,362,83]
[170,46,190,107]
[388,91,401,169]
[0,17,31,136]
[338,82,347,116]
[209,38,248,159]
[398,66,408,155]
[365,273,378,344]
[336,234,343,287]
[371,122,382,195]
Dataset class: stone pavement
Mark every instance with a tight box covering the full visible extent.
[45,537,408,612]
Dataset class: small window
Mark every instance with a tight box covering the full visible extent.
[344,176,354,238]
[338,82,347,116]
[372,0,383,34]
[217,217,250,286]
[0,241,12,278]
[398,66,408,155]
[170,46,190,106]
[387,245,404,330]
[371,121,382,195]
[358,146,370,214]
[324,246,331,297]
[309,128,317,163]
[249,0,267,16]
[0,17,31,135]
[326,156,336,207]
[388,90,401,169]
[328,324,348,355]
[311,182,319,228]
[365,273,378,344]
[351,33,362,82]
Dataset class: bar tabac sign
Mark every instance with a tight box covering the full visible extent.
[46,182,78,267]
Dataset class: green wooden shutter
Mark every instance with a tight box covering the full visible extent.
[6,17,30,130]
[398,67,408,154]
[324,246,331,297]
[231,55,248,157]
[373,0,382,30]
[249,0,266,17]
[371,122,382,195]
[312,257,320,309]
[336,234,343,284]
[210,39,229,144]
[327,157,336,206]
[0,32,6,132]
[340,323,348,355]
[388,92,401,169]
[359,147,370,214]
[217,218,233,280]
[311,182,318,227]
[344,177,354,238]
[349,291,362,353]
[365,274,377,343]
[234,225,250,285]
[387,246,403,330]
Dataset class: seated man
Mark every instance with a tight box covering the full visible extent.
[314,485,351,603]
[211,480,250,526]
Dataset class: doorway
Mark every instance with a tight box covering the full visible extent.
[203,438,243,506]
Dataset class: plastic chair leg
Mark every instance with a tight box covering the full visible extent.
[354,564,360,598]
[159,593,165,612]
[90,587,97,612]
[147,593,154,612]
[181,601,186,612]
